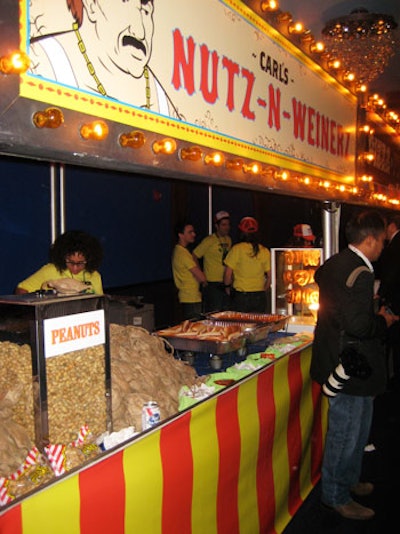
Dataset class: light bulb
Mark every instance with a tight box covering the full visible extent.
[152,138,177,155]
[80,120,109,140]
[119,131,145,149]
[33,108,64,129]
[204,152,224,166]
[0,50,30,74]
[180,146,203,161]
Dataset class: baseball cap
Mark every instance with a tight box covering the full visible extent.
[214,210,230,223]
[238,216,258,233]
[293,224,315,241]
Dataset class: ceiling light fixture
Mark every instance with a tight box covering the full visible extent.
[322,8,398,84]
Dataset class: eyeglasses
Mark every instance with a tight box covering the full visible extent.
[66,260,87,267]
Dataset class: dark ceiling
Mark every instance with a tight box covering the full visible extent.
[280,0,400,109]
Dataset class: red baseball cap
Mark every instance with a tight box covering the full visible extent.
[293,224,315,241]
[238,216,258,233]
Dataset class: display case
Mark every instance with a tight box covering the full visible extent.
[271,248,322,332]
[0,293,111,450]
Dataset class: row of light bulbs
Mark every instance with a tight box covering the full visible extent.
[32,105,400,207]
[367,93,400,133]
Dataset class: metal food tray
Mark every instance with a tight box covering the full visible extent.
[207,311,290,333]
[154,320,247,354]
[210,319,271,343]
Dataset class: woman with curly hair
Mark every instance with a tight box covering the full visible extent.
[15,230,104,294]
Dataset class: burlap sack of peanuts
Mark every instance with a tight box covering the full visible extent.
[110,324,202,431]
[0,389,34,476]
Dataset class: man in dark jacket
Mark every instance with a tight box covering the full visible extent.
[376,214,400,386]
[311,210,398,521]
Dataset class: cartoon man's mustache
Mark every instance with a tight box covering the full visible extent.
[122,35,147,55]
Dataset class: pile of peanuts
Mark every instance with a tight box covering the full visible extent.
[0,342,108,446]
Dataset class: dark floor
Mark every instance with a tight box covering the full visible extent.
[283,378,400,533]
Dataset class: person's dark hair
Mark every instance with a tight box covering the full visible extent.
[49,230,103,273]
[174,220,193,239]
[239,231,260,257]
[386,214,400,229]
[345,210,385,245]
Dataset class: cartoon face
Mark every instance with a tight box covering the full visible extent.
[89,0,154,78]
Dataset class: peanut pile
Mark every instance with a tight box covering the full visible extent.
[0,324,201,479]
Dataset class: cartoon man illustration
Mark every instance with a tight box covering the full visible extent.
[29,0,181,118]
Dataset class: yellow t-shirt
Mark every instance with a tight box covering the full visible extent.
[17,263,103,294]
[193,233,232,282]
[172,244,201,303]
[224,242,271,292]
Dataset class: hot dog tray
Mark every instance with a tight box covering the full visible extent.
[154,320,248,354]
[206,311,290,333]
[209,319,270,344]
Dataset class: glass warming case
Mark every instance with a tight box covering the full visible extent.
[271,248,323,333]
[0,293,111,450]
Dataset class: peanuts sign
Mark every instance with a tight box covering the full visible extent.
[43,310,106,358]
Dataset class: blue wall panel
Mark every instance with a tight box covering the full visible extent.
[65,166,173,289]
[0,156,51,294]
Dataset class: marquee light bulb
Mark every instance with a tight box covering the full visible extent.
[0,50,30,74]
[33,108,64,129]
[152,138,177,155]
[119,131,146,149]
[80,120,109,140]
[180,146,203,161]
[204,152,224,166]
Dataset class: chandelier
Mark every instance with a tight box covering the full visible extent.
[322,8,398,84]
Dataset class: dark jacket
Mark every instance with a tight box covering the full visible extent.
[377,230,400,315]
[311,247,387,396]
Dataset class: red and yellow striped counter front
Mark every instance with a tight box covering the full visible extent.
[0,343,327,534]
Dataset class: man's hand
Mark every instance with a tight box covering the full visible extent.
[378,305,400,327]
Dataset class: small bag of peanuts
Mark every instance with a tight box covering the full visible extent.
[0,447,54,505]
[44,424,101,476]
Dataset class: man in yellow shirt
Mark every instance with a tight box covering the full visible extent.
[193,211,232,312]
[172,220,207,320]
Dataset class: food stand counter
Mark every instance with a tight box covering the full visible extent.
[0,335,327,534]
